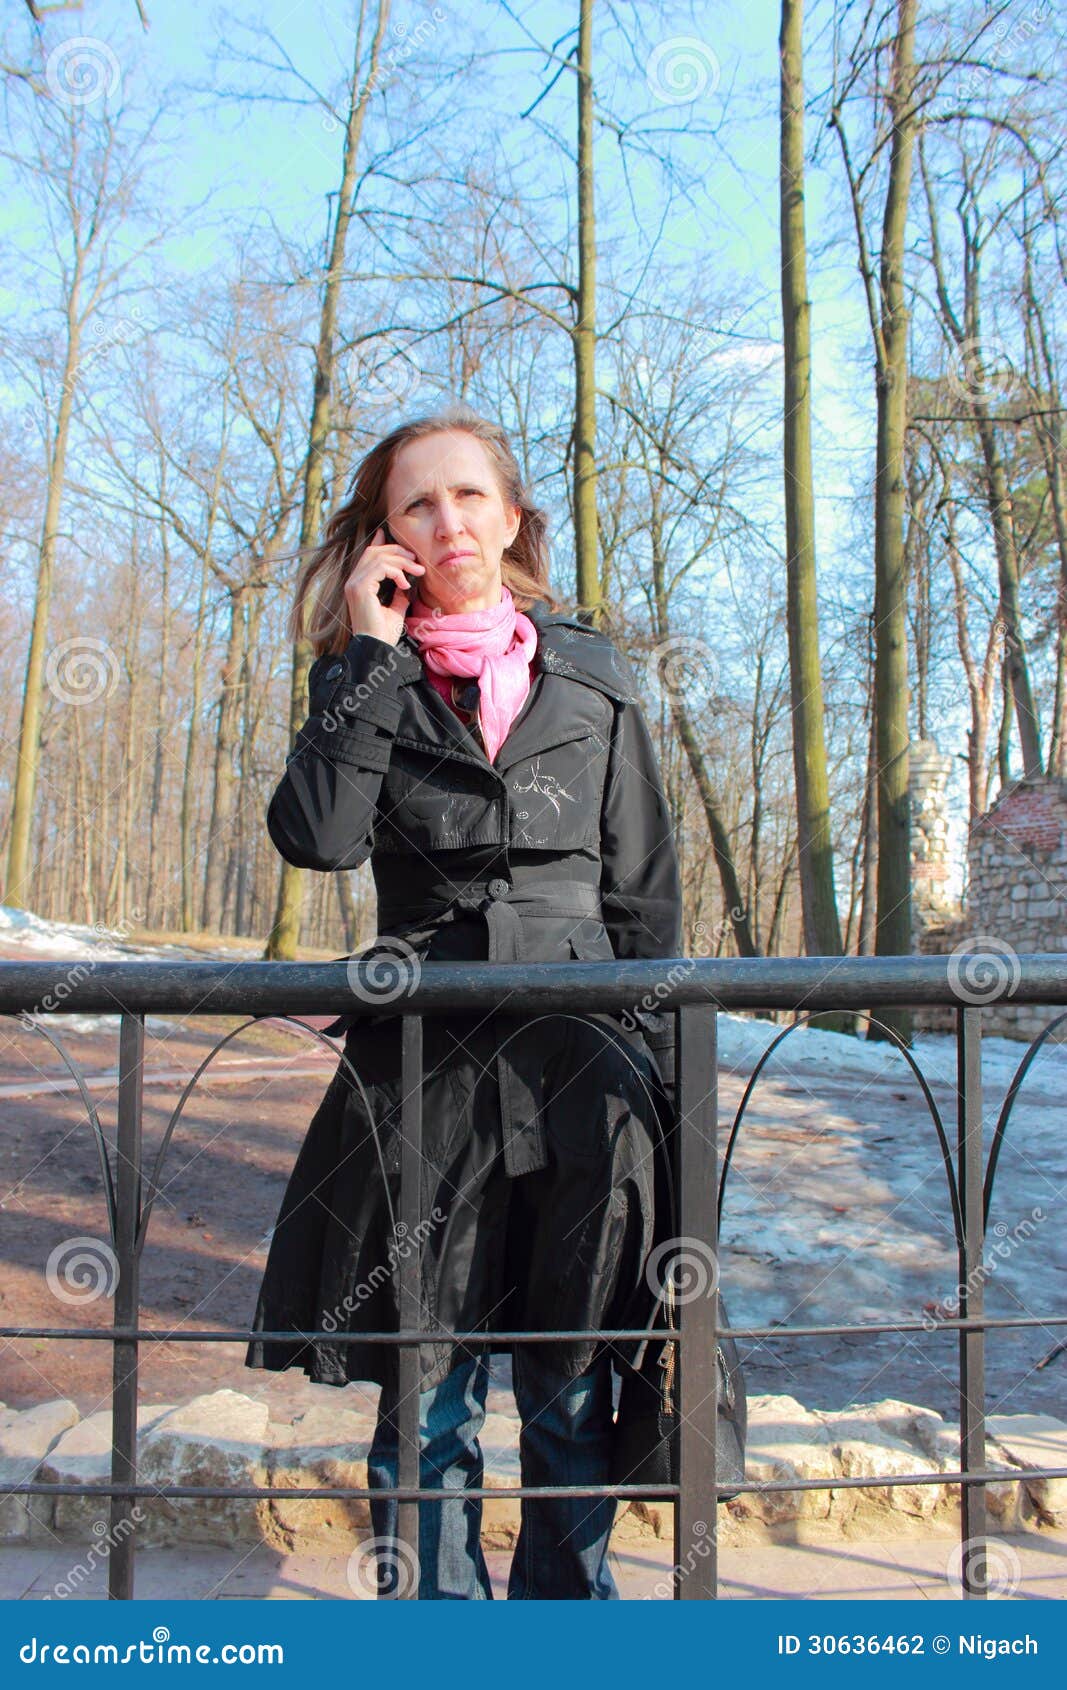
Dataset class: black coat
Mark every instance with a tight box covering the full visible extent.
[245,600,684,1394]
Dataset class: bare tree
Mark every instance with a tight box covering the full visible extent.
[829,0,919,1043]
[779,0,846,963]
[1,86,164,908]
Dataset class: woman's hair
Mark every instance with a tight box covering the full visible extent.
[288,404,568,656]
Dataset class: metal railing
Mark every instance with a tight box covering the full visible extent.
[1,953,1066,1602]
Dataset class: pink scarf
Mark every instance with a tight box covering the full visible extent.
[405,585,538,763]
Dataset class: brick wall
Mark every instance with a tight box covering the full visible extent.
[913,776,1067,1041]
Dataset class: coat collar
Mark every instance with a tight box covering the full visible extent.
[387,596,638,772]
[392,597,638,700]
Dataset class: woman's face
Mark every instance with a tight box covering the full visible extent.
[383,430,521,614]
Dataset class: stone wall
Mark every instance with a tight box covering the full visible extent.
[3,1388,1065,1568]
[910,739,957,934]
[912,772,1067,1041]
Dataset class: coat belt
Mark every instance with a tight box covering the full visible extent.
[347,877,605,1178]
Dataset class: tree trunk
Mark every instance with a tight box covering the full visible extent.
[573,0,600,623]
[4,286,83,908]
[672,707,758,957]
[870,0,918,1044]
[858,618,879,956]
[336,872,358,952]
[145,529,171,926]
[972,407,1042,776]
[779,0,845,965]
[1022,249,1067,775]
[201,584,247,934]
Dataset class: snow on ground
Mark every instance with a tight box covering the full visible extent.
[716,1003,1067,1096]
[0,903,251,1034]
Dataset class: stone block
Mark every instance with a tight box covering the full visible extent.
[816,1400,948,1517]
[730,1394,836,1525]
[139,1390,272,1547]
[265,1403,375,1551]
[913,1417,1024,1527]
[41,1403,177,1544]
[0,1399,80,1541]
[988,1413,1067,1524]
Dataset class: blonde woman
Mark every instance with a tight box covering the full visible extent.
[247,406,682,1599]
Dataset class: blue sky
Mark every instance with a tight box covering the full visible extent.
[5,0,875,523]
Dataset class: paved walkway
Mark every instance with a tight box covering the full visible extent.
[5,1530,1066,1601]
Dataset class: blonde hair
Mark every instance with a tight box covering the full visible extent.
[288,404,568,657]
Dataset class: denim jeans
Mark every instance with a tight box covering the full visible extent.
[366,1345,619,1599]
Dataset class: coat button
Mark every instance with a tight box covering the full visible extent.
[323,661,345,680]
[486,877,511,899]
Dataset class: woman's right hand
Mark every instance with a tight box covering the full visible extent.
[344,526,426,645]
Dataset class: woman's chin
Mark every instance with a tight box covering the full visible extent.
[421,568,502,614]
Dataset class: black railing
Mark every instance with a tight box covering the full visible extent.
[1,953,1066,1602]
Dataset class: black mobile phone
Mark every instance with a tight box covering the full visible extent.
[376,522,397,605]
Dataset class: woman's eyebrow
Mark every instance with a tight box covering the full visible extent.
[405,482,488,500]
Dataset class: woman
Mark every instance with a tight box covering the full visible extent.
[246,406,683,1600]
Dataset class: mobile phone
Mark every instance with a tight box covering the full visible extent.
[376,522,397,605]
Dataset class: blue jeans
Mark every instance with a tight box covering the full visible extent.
[366,1346,619,1599]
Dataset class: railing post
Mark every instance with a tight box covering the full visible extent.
[957,1003,988,1598]
[395,1012,424,1599]
[108,1011,144,1601]
[675,1001,719,1599]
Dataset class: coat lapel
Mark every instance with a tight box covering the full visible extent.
[391,598,633,771]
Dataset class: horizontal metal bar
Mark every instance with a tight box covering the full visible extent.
[5,1312,1065,1342]
[3,953,1067,1013]
[10,1465,1067,1502]
[0,1326,681,1343]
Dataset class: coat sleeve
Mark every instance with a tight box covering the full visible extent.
[598,692,684,1104]
[266,633,406,872]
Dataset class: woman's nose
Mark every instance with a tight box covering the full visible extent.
[434,501,467,538]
